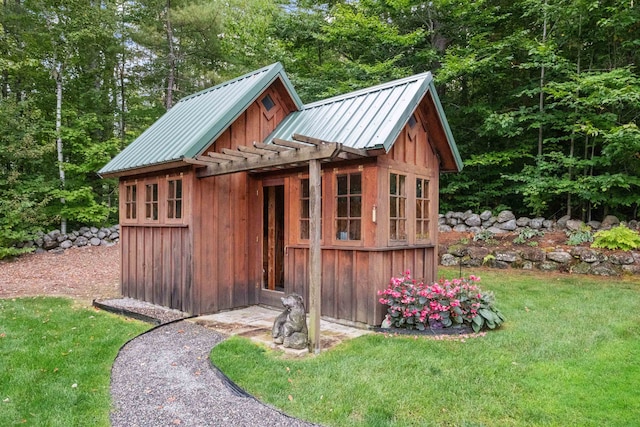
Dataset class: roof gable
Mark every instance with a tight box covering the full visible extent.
[99,63,303,176]
[266,72,462,172]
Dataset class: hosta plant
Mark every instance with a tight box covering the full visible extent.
[378,271,505,333]
[592,224,640,251]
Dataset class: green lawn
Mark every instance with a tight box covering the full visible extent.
[0,297,150,426]
[211,268,640,427]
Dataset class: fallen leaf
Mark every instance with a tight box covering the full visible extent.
[173,419,181,425]
[287,378,292,383]
[0,333,6,338]
[288,395,293,401]
[71,383,77,388]
[3,398,9,402]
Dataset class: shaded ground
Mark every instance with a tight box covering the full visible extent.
[0,245,120,302]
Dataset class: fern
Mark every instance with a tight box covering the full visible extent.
[592,225,640,251]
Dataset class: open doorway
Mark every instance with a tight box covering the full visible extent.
[263,184,285,292]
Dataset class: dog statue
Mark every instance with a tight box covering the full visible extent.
[272,293,308,350]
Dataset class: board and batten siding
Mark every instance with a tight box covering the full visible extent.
[118,171,194,312]
[278,111,441,327]
[190,87,292,315]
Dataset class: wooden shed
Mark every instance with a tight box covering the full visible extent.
[99,63,462,330]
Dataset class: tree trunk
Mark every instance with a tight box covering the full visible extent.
[537,0,548,157]
[164,0,176,110]
[54,65,66,235]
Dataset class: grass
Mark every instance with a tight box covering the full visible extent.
[211,268,640,427]
[0,297,150,426]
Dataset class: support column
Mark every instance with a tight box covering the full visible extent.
[308,159,322,354]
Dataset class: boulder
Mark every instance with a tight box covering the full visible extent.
[464,214,482,227]
[496,210,515,223]
[441,254,459,266]
[601,215,620,230]
[547,251,573,263]
[89,237,102,246]
[495,219,517,231]
[556,215,571,229]
[529,217,545,229]
[453,224,469,232]
[566,219,584,231]
[495,251,518,263]
[487,226,507,234]
[542,220,554,229]
[609,252,635,265]
[438,225,453,232]
[59,240,74,249]
[570,262,592,274]
[590,262,619,276]
[521,247,546,262]
[586,221,601,230]
[479,210,492,221]
[75,236,89,247]
[516,217,531,227]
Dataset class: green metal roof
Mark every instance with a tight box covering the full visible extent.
[99,64,462,176]
[267,71,463,172]
[99,63,303,176]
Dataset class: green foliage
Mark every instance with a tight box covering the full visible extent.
[0,297,150,426]
[513,227,544,244]
[473,229,495,242]
[566,226,594,246]
[592,225,640,251]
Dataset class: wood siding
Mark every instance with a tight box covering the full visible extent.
[120,225,193,312]
[284,246,436,326]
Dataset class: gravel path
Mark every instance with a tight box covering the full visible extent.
[110,320,318,427]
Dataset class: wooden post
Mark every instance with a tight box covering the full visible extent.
[308,159,322,354]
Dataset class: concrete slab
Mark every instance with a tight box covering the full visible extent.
[191,305,371,357]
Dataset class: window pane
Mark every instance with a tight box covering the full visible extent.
[337,197,348,217]
[349,220,361,240]
[416,179,423,198]
[390,221,397,239]
[301,201,309,219]
[390,173,397,195]
[398,220,406,239]
[399,198,405,218]
[152,204,158,220]
[350,174,361,194]
[337,175,348,195]
[176,180,182,199]
[176,200,182,219]
[390,197,397,217]
[152,184,158,201]
[167,200,174,219]
[300,221,309,240]
[302,179,309,198]
[350,196,361,217]
[416,200,423,219]
[336,220,348,240]
[399,175,405,195]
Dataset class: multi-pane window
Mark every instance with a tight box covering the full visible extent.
[300,178,322,239]
[416,178,430,240]
[335,173,361,240]
[390,173,407,240]
[167,179,183,219]
[124,184,137,220]
[145,183,158,220]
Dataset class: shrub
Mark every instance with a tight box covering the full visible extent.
[378,271,505,333]
[513,227,544,244]
[566,226,593,246]
[592,224,640,251]
[473,230,494,242]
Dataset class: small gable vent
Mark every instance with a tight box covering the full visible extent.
[261,94,275,111]
[408,114,417,129]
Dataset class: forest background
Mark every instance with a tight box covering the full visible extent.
[1,0,639,253]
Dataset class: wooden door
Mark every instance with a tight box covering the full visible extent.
[262,184,285,293]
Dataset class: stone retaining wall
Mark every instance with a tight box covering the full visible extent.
[438,210,640,276]
[16,226,120,254]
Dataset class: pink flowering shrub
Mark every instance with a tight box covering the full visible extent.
[377,271,505,332]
